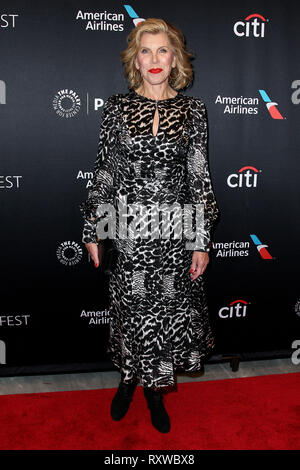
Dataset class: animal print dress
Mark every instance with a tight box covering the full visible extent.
[80,88,219,389]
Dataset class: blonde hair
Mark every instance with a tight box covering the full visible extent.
[120,18,194,91]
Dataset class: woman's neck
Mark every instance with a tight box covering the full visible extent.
[135,83,176,101]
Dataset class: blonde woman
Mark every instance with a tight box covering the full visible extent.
[80,18,219,433]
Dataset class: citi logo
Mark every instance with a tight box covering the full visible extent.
[219,300,249,319]
[259,90,285,119]
[250,234,273,259]
[233,13,268,38]
[124,5,145,26]
[227,166,260,188]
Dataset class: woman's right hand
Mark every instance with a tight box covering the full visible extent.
[85,242,99,268]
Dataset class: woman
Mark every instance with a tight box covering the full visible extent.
[79,18,219,434]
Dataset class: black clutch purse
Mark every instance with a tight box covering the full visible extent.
[97,238,119,275]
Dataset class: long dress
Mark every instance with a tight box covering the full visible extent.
[79,87,219,390]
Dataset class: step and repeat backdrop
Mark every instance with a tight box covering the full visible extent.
[1,1,299,373]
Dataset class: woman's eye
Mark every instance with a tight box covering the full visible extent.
[140,48,167,53]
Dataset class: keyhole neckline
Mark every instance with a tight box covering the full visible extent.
[130,87,181,103]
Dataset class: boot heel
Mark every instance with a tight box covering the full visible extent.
[143,387,170,433]
[111,381,137,421]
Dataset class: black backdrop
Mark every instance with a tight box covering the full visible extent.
[1,0,299,374]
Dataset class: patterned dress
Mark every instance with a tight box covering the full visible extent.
[79,87,219,389]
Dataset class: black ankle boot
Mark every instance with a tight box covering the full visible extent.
[110,381,137,421]
[143,387,170,433]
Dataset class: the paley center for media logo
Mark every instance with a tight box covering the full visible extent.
[52,88,106,117]
[56,241,83,266]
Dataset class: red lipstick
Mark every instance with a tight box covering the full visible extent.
[149,68,162,74]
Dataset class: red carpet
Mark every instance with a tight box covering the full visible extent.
[0,372,299,450]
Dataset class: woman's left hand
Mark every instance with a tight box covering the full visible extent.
[190,251,209,281]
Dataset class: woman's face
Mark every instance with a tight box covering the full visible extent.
[134,32,176,87]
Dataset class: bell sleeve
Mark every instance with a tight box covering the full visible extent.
[79,94,120,244]
[185,98,219,252]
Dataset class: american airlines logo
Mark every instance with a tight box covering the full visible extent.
[124,4,145,26]
[76,10,125,31]
[216,89,285,118]
[212,234,274,259]
[215,94,259,115]
[250,234,274,259]
[259,89,285,119]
